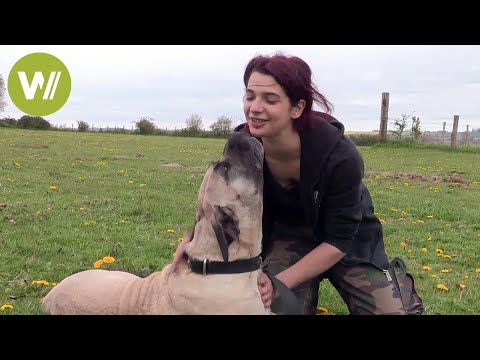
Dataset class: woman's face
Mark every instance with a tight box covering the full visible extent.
[243,72,303,139]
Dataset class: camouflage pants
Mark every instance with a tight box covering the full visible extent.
[263,223,415,315]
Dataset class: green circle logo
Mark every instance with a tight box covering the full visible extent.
[8,52,71,116]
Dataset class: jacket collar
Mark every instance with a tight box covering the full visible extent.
[234,112,345,188]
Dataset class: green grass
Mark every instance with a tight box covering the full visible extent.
[1,128,479,315]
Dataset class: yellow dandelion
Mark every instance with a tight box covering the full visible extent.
[436,248,443,254]
[167,229,175,233]
[416,219,424,224]
[443,254,452,259]
[408,249,413,253]
[380,219,385,224]
[475,268,480,273]
[32,280,50,286]
[411,221,417,224]
[80,207,86,211]
[422,265,431,271]
[427,236,432,241]
[316,306,330,314]
[458,284,467,290]
[94,259,104,268]
[391,208,398,212]
[119,219,126,224]
[0,304,14,311]
[437,283,449,291]
[441,268,450,273]
[128,180,134,184]
[50,282,58,286]
[14,162,21,168]
[427,214,433,218]
[103,256,115,264]
[49,185,58,190]
[464,275,469,279]
[421,248,428,252]
[140,183,146,187]
[400,241,407,248]
[389,187,395,190]
[401,210,407,216]
[118,169,125,174]
[431,274,438,278]
[398,218,405,221]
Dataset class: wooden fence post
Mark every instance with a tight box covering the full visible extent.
[379,92,389,142]
[451,115,459,148]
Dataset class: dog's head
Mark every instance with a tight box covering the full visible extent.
[190,131,264,262]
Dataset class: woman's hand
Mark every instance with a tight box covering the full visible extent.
[171,228,194,271]
[257,271,278,307]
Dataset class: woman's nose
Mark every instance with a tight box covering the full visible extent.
[250,98,263,113]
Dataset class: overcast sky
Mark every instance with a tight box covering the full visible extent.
[1,45,480,132]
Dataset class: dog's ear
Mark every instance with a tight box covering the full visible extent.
[212,205,239,262]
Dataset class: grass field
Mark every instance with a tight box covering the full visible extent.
[1,128,479,315]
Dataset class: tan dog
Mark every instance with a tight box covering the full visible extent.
[41,131,267,315]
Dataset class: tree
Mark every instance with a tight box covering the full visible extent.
[410,116,422,140]
[0,74,6,113]
[392,113,411,139]
[134,116,156,134]
[210,115,234,136]
[17,115,52,129]
[77,120,89,132]
[185,113,203,134]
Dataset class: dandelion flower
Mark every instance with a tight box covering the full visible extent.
[0,304,14,311]
[431,274,438,278]
[458,284,467,290]
[437,283,449,291]
[436,248,443,254]
[49,185,58,190]
[103,256,115,264]
[475,268,480,273]
[422,265,431,271]
[400,241,407,248]
[421,248,428,252]
[94,259,104,268]
[316,306,331,315]
[427,214,433,218]
[14,162,21,168]
[408,249,413,253]
[427,236,432,241]
[441,268,450,273]
[167,229,175,233]
[32,280,50,286]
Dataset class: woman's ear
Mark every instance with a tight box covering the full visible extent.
[292,99,306,120]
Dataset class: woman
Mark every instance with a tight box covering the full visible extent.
[175,52,424,315]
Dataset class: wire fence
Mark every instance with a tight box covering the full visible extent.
[385,116,480,146]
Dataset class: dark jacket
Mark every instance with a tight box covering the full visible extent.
[234,111,389,269]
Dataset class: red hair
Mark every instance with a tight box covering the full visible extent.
[243,52,333,133]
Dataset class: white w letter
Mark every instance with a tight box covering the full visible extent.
[18,72,46,100]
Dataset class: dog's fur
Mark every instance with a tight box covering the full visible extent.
[41,132,266,315]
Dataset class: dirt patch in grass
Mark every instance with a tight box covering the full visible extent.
[15,143,49,149]
[160,163,182,168]
[367,172,471,184]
